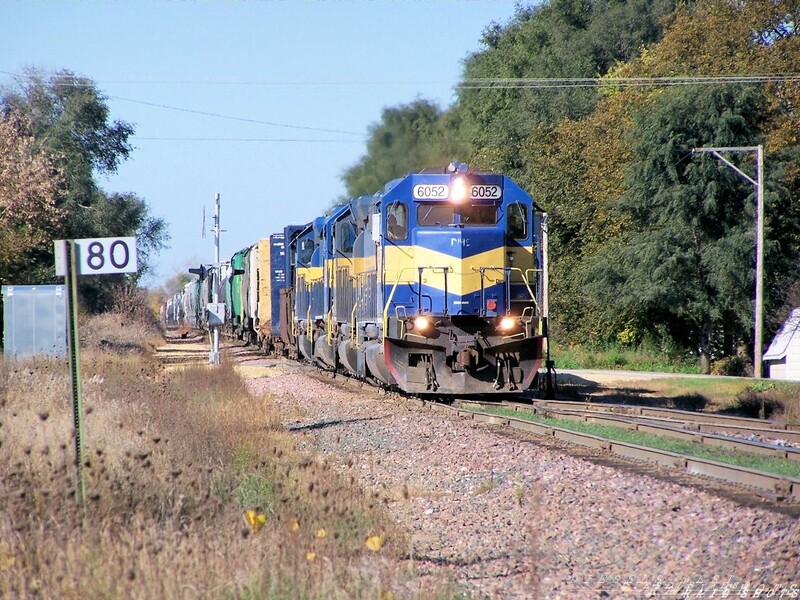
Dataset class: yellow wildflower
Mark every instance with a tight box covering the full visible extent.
[243,509,267,533]
[365,535,383,552]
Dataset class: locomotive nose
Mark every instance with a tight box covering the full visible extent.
[413,227,505,316]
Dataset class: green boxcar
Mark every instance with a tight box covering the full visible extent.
[229,248,247,337]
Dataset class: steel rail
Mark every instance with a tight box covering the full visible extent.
[448,401,800,501]
[521,401,800,446]
[175,342,800,502]
[528,398,800,432]
[504,404,800,462]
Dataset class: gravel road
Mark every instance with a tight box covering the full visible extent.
[242,360,799,599]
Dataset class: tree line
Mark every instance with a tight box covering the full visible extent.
[0,68,168,313]
[341,0,800,374]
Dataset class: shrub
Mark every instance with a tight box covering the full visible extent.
[710,356,748,377]
[730,388,783,419]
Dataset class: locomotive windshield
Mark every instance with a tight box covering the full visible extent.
[417,203,498,227]
[298,237,315,265]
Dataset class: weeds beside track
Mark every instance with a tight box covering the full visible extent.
[0,320,409,600]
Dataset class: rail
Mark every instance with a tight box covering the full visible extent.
[530,399,800,434]
[506,402,800,461]
[449,400,800,501]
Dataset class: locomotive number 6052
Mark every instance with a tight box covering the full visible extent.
[470,184,502,199]
[413,184,449,199]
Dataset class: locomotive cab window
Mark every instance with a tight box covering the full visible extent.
[386,202,408,240]
[417,203,497,227]
[508,203,528,239]
[298,238,315,265]
[336,221,357,254]
[459,203,498,226]
[417,203,453,227]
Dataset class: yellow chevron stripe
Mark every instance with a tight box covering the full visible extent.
[384,245,510,296]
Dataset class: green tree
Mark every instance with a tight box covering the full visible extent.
[1,69,169,309]
[586,85,768,372]
[342,99,466,198]
[2,68,134,238]
[594,0,800,363]
[458,0,674,177]
[520,93,635,343]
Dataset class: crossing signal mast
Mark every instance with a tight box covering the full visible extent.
[209,193,222,365]
[189,193,225,365]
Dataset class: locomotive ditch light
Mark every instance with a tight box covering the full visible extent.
[450,176,467,203]
[413,316,432,332]
[498,316,517,332]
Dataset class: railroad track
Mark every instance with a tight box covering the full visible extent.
[514,399,800,453]
[153,335,800,503]
[529,398,800,438]
[448,398,800,503]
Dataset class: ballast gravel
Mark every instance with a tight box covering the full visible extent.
[243,362,799,599]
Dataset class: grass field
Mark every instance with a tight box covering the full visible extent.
[556,374,800,422]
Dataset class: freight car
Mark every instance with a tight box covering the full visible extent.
[166,162,550,396]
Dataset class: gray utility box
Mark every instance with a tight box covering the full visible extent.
[206,303,226,327]
[2,285,67,358]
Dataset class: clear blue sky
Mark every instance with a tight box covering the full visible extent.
[1,1,522,288]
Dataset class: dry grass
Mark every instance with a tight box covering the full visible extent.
[79,309,165,355]
[0,314,427,599]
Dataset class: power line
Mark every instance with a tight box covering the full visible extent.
[0,71,453,87]
[0,69,365,137]
[459,74,800,89]
[108,95,364,136]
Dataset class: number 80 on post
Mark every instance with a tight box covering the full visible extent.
[54,237,138,276]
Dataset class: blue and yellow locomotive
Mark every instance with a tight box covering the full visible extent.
[287,162,549,395]
[167,162,550,397]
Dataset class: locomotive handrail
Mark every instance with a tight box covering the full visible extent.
[326,309,335,345]
[474,266,540,314]
[382,266,446,342]
[524,269,543,297]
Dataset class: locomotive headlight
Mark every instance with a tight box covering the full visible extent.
[413,316,432,332]
[450,176,467,203]
[499,316,517,331]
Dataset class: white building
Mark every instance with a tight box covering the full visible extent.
[763,308,800,380]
